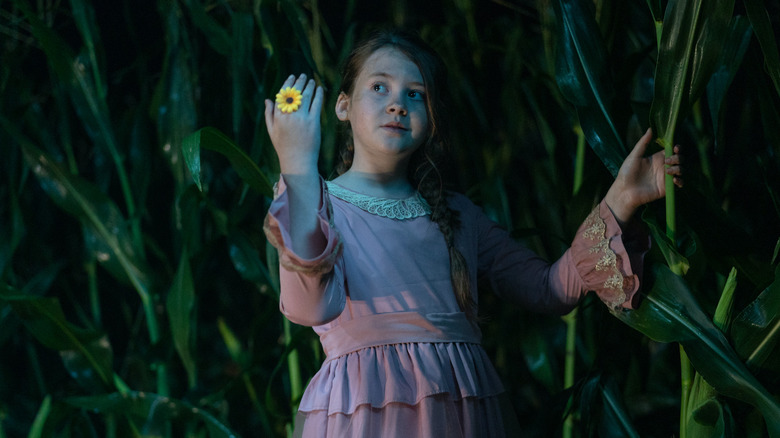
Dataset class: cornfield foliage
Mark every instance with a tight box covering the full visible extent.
[1,0,779,437]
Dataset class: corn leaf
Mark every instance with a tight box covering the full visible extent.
[166,248,197,389]
[650,0,734,143]
[155,1,198,189]
[27,395,52,438]
[0,285,113,391]
[731,264,780,381]
[706,16,752,154]
[613,264,780,436]
[65,392,238,438]
[744,0,780,96]
[7,128,154,302]
[183,127,274,197]
[553,0,626,177]
[179,0,232,56]
[228,230,274,290]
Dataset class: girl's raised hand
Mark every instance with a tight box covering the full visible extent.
[264,74,325,175]
[604,128,683,224]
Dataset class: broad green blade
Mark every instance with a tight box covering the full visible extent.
[731,264,780,382]
[649,0,734,142]
[553,0,626,177]
[182,127,274,197]
[166,248,197,389]
[179,0,232,56]
[686,375,734,437]
[9,130,153,301]
[706,16,752,154]
[228,230,274,289]
[155,1,198,190]
[65,391,239,438]
[613,265,780,436]
[27,395,52,438]
[744,0,780,96]
[0,285,113,390]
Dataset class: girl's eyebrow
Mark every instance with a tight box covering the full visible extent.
[367,71,424,88]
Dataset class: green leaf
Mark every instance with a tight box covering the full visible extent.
[0,121,159,342]
[231,13,254,138]
[578,373,640,438]
[166,248,197,389]
[731,264,780,380]
[10,130,153,294]
[27,395,52,438]
[179,0,232,56]
[744,0,780,96]
[650,0,735,143]
[182,127,274,197]
[713,267,738,332]
[613,265,780,436]
[686,375,735,438]
[706,16,752,154]
[0,285,113,391]
[553,0,626,177]
[228,230,274,288]
[65,391,238,438]
[155,1,198,189]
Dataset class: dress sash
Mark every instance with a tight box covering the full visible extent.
[319,311,482,360]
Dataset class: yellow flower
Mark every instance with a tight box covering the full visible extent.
[275,86,303,113]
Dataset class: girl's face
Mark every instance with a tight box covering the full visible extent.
[336,47,429,168]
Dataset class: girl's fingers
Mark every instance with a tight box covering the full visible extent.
[301,79,316,111]
[310,85,325,114]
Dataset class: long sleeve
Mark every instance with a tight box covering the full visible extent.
[263,175,346,326]
[452,195,649,314]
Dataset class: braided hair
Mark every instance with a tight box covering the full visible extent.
[335,29,476,319]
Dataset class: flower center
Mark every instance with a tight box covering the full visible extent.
[286,97,294,104]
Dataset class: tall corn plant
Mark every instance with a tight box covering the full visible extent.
[2,0,779,437]
[553,0,780,436]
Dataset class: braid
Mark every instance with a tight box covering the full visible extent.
[414,152,476,320]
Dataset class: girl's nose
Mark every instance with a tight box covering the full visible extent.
[386,100,407,116]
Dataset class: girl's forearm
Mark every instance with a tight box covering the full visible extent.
[282,172,327,260]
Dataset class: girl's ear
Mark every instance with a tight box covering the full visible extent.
[335,92,350,121]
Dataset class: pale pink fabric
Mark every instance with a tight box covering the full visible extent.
[264,176,649,437]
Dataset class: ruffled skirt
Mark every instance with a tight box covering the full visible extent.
[294,341,507,437]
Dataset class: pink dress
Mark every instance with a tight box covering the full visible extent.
[263,177,649,437]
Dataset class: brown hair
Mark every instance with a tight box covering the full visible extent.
[335,29,475,319]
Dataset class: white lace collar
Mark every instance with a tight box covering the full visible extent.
[326,181,431,220]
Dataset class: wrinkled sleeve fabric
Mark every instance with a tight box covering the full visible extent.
[465,197,649,314]
[263,175,346,326]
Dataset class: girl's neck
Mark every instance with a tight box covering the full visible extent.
[332,169,415,199]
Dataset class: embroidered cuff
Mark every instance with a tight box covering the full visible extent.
[573,200,645,309]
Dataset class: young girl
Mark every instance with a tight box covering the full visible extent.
[263,29,682,437]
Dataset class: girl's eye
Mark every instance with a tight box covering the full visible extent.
[408,90,425,100]
[372,83,387,93]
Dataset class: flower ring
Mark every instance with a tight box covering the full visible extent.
[275,86,303,113]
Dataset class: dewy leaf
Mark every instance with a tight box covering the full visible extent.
[744,0,780,96]
[613,265,780,435]
[553,0,626,177]
[65,391,239,438]
[0,285,113,391]
[166,248,197,389]
[182,127,274,197]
